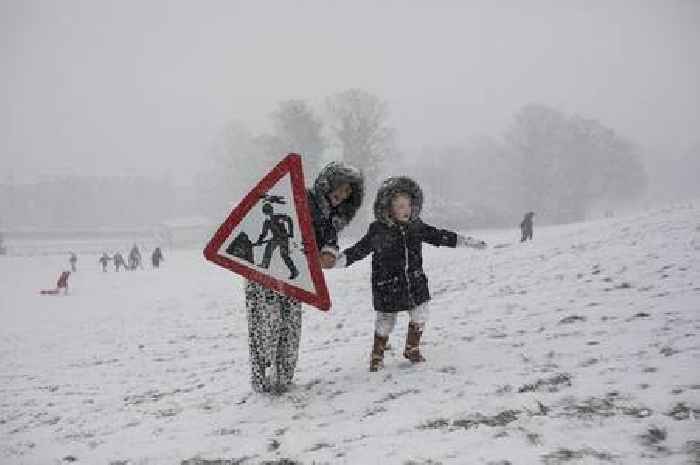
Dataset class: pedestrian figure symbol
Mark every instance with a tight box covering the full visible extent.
[254,198,299,280]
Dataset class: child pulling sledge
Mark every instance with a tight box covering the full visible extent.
[40,270,71,295]
[336,177,487,371]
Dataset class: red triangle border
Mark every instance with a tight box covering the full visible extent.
[203,153,331,311]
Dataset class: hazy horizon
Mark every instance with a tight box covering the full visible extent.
[3,0,699,185]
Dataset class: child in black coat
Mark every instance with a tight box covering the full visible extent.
[336,177,487,371]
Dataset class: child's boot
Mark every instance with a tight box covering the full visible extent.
[370,333,388,372]
[403,322,426,363]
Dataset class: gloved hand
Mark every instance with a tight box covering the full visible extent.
[456,235,487,249]
[319,246,339,269]
[320,252,336,269]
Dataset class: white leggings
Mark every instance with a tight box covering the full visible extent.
[374,302,430,337]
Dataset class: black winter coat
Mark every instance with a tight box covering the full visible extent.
[307,189,340,252]
[305,161,364,254]
[343,220,458,312]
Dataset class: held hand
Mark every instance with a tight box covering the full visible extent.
[319,252,337,269]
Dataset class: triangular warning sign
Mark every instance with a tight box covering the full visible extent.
[203,153,331,311]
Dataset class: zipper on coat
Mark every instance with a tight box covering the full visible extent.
[400,226,415,306]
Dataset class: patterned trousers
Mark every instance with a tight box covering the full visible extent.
[245,281,303,393]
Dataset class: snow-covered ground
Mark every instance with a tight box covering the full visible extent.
[1,204,699,465]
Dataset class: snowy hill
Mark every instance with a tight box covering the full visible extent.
[1,204,698,465]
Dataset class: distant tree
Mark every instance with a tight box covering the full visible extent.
[196,122,278,218]
[326,89,397,183]
[504,104,647,223]
[265,99,326,174]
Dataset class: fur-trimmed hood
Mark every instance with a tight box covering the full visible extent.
[311,161,364,231]
[373,176,423,225]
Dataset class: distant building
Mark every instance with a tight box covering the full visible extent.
[157,217,214,248]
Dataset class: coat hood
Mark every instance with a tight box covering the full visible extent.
[311,161,364,231]
[374,176,423,225]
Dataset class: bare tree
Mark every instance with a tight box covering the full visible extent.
[326,89,397,182]
[266,99,326,174]
[505,104,647,223]
[196,122,278,219]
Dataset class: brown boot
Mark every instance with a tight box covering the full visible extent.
[370,333,389,372]
[403,322,426,363]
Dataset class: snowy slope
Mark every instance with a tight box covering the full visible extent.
[1,204,699,465]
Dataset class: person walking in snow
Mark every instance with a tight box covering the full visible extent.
[520,211,535,242]
[151,247,164,268]
[113,251,126,272]
[128,244,142,270]
[40,270,71,295]
[69,252,78,272]
[335,177,487,372]
[98,252,111,272]
[244,161,364,394]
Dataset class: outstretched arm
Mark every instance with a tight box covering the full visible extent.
[338,223,376,267]
[421,222,487,249]
[420,222,459,247]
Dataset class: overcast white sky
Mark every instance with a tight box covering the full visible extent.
[2,0,699,184]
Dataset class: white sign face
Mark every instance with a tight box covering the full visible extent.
[217,172,315,293]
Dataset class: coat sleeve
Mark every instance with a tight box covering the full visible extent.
[307,190,339,256]
[420,222,458,247]
[319,223,339,257]
[343,223,376,266]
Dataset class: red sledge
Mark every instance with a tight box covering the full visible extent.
[40,270,70,295]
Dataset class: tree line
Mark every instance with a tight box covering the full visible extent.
[197,91,651,230]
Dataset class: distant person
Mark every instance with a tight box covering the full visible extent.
[520,211,535,242]
[40,270,71,295]
[98,253,111,272]
[69,252,78,272]
[128,244,142,270]
[113,251,127,272]
[151,247,164,268]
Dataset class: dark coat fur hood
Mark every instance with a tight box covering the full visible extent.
[373,176,423,225]
[311,161,364,232]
